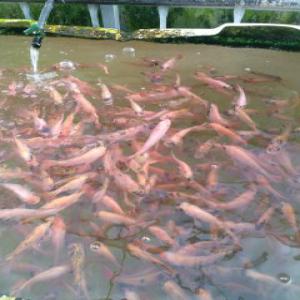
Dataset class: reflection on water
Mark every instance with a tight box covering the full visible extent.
[0,36,300,300]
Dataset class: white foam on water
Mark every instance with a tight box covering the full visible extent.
[26,71,58,82]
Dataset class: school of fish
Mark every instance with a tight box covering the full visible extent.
[0,52,300,300]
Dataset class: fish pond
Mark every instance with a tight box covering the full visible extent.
[0,36,300,300]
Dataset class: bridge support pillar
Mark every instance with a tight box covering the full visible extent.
[100,5,120,29]
[233,5,245,24]
[88,4,100,27]
[158,6,169,29]
[19,2,32,19]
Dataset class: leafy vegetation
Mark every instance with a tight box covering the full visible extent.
[0,3,299,30]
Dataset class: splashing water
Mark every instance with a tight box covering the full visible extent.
[30,46,39,74]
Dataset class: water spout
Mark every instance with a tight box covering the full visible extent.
[38,0,55,30]
[30,46,39,74]
[234,5,246,24]
[158,6,169,30]
[24,0,55,76]
[88,4,100,27]
[19,2,32,20]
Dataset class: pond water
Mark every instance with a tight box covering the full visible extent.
[0,35,300,300]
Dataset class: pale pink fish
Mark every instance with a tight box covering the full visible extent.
[31,110,50,136]
[115,267,161,287]
[160,54,182,72]
[195,288,213,300]
[43,145,106,169]
[148,225,176,246]
[161,248,232,267]
[1,183,40,205]
[14,136,38,167]
[61,111,76,137]
[171,152,193,179]
[96,210,136,226]
[130,119,171,158]
[72,88,99,126]
[96,63,109,74]
[124,290,141,300]
[208,123,247,145]
[208,103,231,127]
[8,81,17,96]
[48,86,63,104]
[164,124,207,147]
[163,280,186,300]
[51,216,66,263]
[41,191,84,211]
[209,185,257,211]
[101,83,113,104]
[12,264,71,296]
[179,202,240,245]
[234,106,257,131]
[126,88,180,103]
[128,98,144,115]
[90,241,120,267]
[234,84,247,108]
[195,72,232,90]
[49,114,64,137]
[112,168,141,194]
[127,243,175,275]
[93,178,110,203]
[6,218,54,261]
[0,208,58,221]
[48,174,88,197]
[206,164,219,190]
[100,194,125,215]
[177,86,208,108]
[219,144,273,181]
[160,108,194,121]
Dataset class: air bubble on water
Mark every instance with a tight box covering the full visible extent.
[141,236,151,243]
[277,272,292,284]
[58,60,76,70]
[122,47,136,58]
[244,67,251,72]
[104,54,116,63]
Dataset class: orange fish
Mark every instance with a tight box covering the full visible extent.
[171,152,193,180]
[96,211,136,226]
[43,144,106,169]
[208,123,246,145]
[130,119,171,158]
[148,225,176,247]
[52,216,66,263]
[12,264,71,296]
[208,103,231,127]
[1,183,40,205]
[163,280,186,300]
[6,218,54,261]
